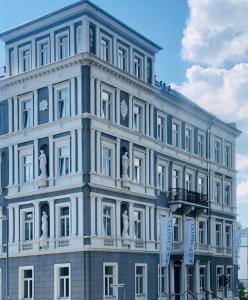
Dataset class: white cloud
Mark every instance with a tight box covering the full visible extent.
[237,180,248,205]
[182,0,248,66]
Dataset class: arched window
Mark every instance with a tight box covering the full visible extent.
[76,25,83,53]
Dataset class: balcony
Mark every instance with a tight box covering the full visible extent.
[167,188,208,208]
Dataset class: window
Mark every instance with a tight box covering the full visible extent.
[216,267,224,290]
[224,185,231,206]
[215,182,221,203]
[198,221,206,244]
[57,88,70,119]
[22,154,33,183]
[9,48,15,76]
[158,266,166,295]
[199,267,206,291]
[103,205,112,237]
[214,140,221,163]
[226,267,232,289]
[19,267,34,300]
[198,134,204,157]
[157,164,166,190]
[172,169,180,189]
[58,146,70,176]
[58,35,69,60]
[134,210,143,240]
[104,264,118,299]
[187,267,193,292]
[185,173,193,191]
[24,211,33,241]
[101,90,112,121]
[173,217,180,242]
[224,145,231,167]
[185,128,193,152]
[216,224,222,247]
[198,177,205,194]
[20,48,31,72]
[22,99,33,129]
[102,146,113,177]
[225,225,231,248]
[38,41,49,66]
[157,115,165,142]
[59,206,70,237]
[118,47,127,70]
[134,157,142,184]
[54,264,71,300]
[147,58,152,84]
[172,122,180,147]
[135,265,147,297]
[101,38,110,62]
[134,55,142,79]
[133,103,144,133]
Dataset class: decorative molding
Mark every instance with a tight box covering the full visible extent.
[120,99,128,120]
[39,99,48,111]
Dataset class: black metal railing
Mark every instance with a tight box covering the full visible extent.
[167,188,208,207]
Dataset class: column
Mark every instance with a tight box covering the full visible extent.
[150,104,154,137]
[34,139,39,182]
[34,89,38,126]
[49,136,54,186]
[90,77,95,115]
[146,148,150,186]
[129,142,133,180]
[34,201,40,250]
[8,98,13,133]
[144,54,147,83]
[113,35,117,66]
[14,145,18,186]
[145,103,149,135]
[95,25,100,57]
[49,201,55,248]
[116,201,121,245]
[150,207,155,241]
[180,262,187,300]
[78,195,84,237]
[90,129,96,174]
[0,206,3,255]
[8,145,13,186]
[97,197,102,235]
[129,203,134,238]
[116,138,121,180]
[170,261,175,299]
[207,260,211,300]
[0,155,2,193]
[8,207,14,244]
[71,130,76,174]
[14,205,20,247]
[70,78,76,116]
[116,89,120,124]
[130,46,133,75]
[70,24,75,56]
[96,79,101,117]
[82,16,89,53]
[194,260,200,298]
[128,95,133,130]
[77,128,83,173]
[71,196,77,237]
[150,149,154,187]
[31,40,35,69]
[48,85,53,122]
[145,206,150,241]
[77,75,82,115]
[13,96,18,131]
[96,131,101,173]
[90,195,96,236]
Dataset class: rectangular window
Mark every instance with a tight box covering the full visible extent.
[157,164,166,190]
[22,154,33,183]
[24,211,33,241]
[102,146,113,177]
[134,55,142,79]
[226,267,232,289]
[214,140,221,163]
[157,115,165,142]
[59,206,70,237]
[58,146,70,176]
[172,169,180,189]
[215,182,221,203]
[185,128,193,152]
[134,210,143,240]
[225,225,231,248]
[103,205,112,237]
[134,157,142,184]
[104,264,117,299]
[147,58,152,84]
[224,185,231,206]
[158,266,166,295]
[198,134,204,157]
[58,35,69,60]
[198,221,206,244]
[22,99,33,129]
[101,90,112,121]
[133,103,144,133]
[57,88,69,119]
[101,38,110,62]
[55,264,71,300]
[216,267,224,290]
[187,267,193,292]
[224,145,231,167]
[185,173,193,191]
[39,41,49,66]
[199,267,206,291]
[19,267,34,300]
[172,122,180,147]
[198,177,205,194]
[118,47,126,71]
[173,217,180,242]
[216,224,222,247]
[21,48,31,72]
[135,265,146,297]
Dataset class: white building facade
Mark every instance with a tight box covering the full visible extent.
[0,1,241,299]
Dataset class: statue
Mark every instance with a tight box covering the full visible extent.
[41,211,48,240]
[122,210,129,238]
[122,152,129,180]
[38,150,48,187]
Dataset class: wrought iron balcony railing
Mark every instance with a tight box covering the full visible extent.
[167,188,208,207]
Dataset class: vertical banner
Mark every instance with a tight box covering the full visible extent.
[233,227,242,265]
[184,219,196,265]
[160,216,173,267]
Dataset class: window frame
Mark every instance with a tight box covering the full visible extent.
[19,146,34,184]
[133,52,144,79]
[100,32,112,63]
[215,222,222,247]
[53,81,70,120]
[216,265,224,291]
[172,166,182,189]
[101,138,116,178]
[56,204,71,238]
[133,207,145,240]
[198,132,205,157]
[133,99,145,134]
[214,138,222,163]
[224,183,232,206]
[185,171,194,191]
[101,84,115,122]
[199,266,206,291]
[157,159,168,191]
[56,30,70,61]
[102,202,116,237]
[157,112,167,143]
[158,265,166,295]
[19,266,34,300]
[19,44,32,73]
[133,150,145,185]
[185,126,193,153]
[103,262,118,299]
[37,37,50,67]
[20,208,34,242]
[214,179,222,204]
[172,121,181,148]
[198,219,207,245]
[135,263,147,298]
[54,263,71,300]
[54,137,71,178]
[198,175,207,194]
[117,42,129,71]
[19,93,34,130]
[173,215,182,242]
[224,142,232,168]
[225,224,232,248]
[226,266,232,290]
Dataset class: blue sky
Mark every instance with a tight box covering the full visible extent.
[1,0,248,226]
